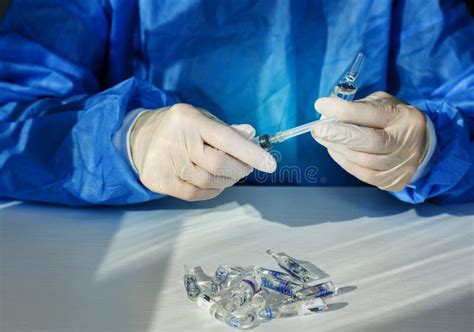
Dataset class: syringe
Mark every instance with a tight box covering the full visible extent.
[253,51,365,150]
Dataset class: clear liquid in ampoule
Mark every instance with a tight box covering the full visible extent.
[331,82,357,100]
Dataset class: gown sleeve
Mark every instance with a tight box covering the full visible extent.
[388,0,474,204]
[0,0,173,205]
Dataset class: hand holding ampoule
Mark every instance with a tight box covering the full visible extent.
[312,91,431,191]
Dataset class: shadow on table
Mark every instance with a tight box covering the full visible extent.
[3,186,470,331]
[0,201,184,332]
[325,285,357,312]
[127,186,474,227]
[414,201,474,218]
[327,302,349,312]
[353,292,474,332]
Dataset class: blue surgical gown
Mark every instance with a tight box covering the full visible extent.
[0,0,473,205]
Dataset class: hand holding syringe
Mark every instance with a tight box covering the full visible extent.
[253,52,365,150]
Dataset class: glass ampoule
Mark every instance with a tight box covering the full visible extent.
[258,297,327,320]
[291,281,338,301]
[257,275,299,297]
[183,265,201,300]
[227,309,259,329]
[255,267,303,285]
[210,265,230,295]
[229,276,260,307]
[266,250,313,283]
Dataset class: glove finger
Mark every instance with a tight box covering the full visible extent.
[328,149,411,191]
[375,155,419,192]
[358,91,405,106]
[171,146,238,189]
[196,107,227,125]
[171,178,223,201]
[231,124,256,139]
[314,96,400,129]
[201,120,276,173]
[179,163,237,189]
[192,145,253,180]
[142,166,222,201]
[167,152,223,199]
[327,149,382,187]
[314,137,400,171]
[312,121,396,154]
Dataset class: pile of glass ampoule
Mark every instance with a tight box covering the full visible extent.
[183,250,338,329]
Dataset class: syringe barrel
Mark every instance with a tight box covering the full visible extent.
[272,118,336,144]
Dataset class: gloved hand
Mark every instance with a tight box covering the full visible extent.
[312,91,429,191]
[130,103,276,201]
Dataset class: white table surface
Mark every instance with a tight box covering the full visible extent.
[1,186,473,332]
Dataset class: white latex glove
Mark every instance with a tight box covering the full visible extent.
[312,91,428,191]
[130,103,276,201]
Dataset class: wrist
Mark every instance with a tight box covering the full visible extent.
[409,114,437,184]
[112,108,149,176]
[129,107,169,172]
[130,111,155,148]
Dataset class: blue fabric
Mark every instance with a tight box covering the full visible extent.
[0,0,472,205]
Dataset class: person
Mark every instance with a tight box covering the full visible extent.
[0,0,472,206]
